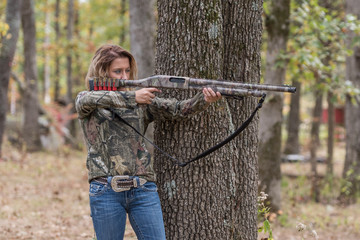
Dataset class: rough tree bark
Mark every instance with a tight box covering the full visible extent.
[0,0,22,158]
[21,0,41,151]
[130,0,156,155]
[258,0,291,212]
[154,1,263,239]
[340,0,360,204]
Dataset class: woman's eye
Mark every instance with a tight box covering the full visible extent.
[114,70,121,74]
[126,69,130,73]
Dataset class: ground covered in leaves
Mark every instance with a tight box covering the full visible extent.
[0,142,136,240]
[0,141,359,239]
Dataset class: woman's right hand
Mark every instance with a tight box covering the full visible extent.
[135,88,161,104]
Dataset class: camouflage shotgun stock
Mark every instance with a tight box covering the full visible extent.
[88,75,296,97]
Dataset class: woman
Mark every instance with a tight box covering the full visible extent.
[75,44,221,240]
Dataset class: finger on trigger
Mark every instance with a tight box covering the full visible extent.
[203,88,210,95]
[207,87,216,96]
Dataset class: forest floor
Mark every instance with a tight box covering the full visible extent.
[0,140,359,240]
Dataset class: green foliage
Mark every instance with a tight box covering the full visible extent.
[287,0,360,99]
[0,20,9,49]
[0,1,9,49]
[319,173,342,202]
[258,192,274,240]
[12,0,130,102]
[340,162,360,199]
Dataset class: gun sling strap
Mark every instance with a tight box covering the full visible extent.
[109,94,266,167]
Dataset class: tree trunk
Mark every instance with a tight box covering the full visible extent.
[73,0,81,88]
[326,91,334,176]
[130,0,156,155]
[221,1,263,237]
[119,0,127,45]
[43,0,51,104]
[284,77,301,154]
[309,90,323,202]
[258,0,291,212]
[130,0,155,79]
[21,0,41,152]
[340,0,360,204]
[155,1,263,239]
[0,0,22,158]
[66,0,74,106]
[54,0,61,102]
[65,0,77,144]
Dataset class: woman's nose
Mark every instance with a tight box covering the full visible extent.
[120,71,128,80]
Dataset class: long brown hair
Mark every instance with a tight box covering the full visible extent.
[85,44,137,89]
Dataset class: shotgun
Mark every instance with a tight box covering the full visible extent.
[88,75,296,98]
[88,75,296,166]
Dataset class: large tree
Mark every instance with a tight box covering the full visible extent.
[154,0,263,239]
[258,0,291,212]
[341,0,360,204]
[0,0,22,158]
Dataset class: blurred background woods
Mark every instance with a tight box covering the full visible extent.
[0,0,360,238]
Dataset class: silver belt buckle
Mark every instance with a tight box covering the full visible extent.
[111,175,131,192]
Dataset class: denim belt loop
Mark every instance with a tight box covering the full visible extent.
[107,176,112,184]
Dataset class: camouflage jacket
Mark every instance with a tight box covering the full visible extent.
[75,90,209,182]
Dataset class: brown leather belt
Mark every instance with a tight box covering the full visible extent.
[93,175,147,192]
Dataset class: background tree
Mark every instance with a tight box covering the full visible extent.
[66,0,74,107]
[284,0,360,201]
[258,0,291,212]
[43,0,51,104]
[54,0,61,102]
[119,0,127,45]
[129,0,156,154]
[283,74,301,155]
[21,0,41,151]
[0,0,22,158]
[154,0,263,239]
[341,0,360,204]
[65,0,77,144]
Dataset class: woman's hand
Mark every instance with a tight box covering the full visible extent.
[203,87,222,103]
[135,88,161,104]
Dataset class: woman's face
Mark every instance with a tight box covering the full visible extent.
[108,57,131,80]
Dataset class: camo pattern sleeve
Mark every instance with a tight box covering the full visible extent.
[75,90,158,182]
[75,90,137,119]
[146,92,210,121]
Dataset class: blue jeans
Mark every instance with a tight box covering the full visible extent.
[89,179,166,240]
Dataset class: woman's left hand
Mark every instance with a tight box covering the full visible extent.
[203,87,222,103]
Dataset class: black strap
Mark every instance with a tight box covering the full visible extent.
[110,94,266,167]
